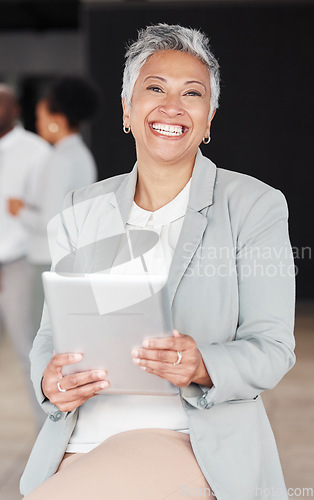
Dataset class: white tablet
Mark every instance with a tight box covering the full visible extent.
[42,272,179,396]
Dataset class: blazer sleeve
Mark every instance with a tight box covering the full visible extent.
[181,189,296,409]
[29,191,78,418]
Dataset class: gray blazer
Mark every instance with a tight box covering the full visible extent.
[21,150,295,499]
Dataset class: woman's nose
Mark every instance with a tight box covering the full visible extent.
[158,94,184,117]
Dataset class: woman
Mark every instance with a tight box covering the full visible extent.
[9,76,99,334]
[21,24,295,499]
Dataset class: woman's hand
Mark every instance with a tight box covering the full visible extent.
[42,352,110,413]
[131,330,212,388]
[8,198,25,216]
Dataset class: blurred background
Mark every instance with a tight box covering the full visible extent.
[0,0,313,499]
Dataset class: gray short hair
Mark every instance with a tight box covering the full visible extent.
[121,23,220,117]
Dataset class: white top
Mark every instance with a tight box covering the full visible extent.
[20,134,97,264]
[66,179,191,453]
[0,127,51,263]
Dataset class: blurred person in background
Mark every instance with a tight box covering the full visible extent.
[9,76,100,333]
[0,84,51,429]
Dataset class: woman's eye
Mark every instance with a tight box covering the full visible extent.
[147,86,163,93]
[185,90,202,97]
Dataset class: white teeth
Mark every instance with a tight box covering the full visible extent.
[152,123,184,136]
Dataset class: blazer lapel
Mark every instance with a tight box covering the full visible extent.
[95,162,138,241]
[167,150,217,305]
[71,163,138,274]
[101,162,139,271]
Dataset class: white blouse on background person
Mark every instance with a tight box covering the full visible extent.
[20,134,97,265]
[0,126,51,263]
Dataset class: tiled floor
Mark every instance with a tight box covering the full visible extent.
[0,302,313,500]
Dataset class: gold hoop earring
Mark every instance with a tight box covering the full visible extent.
[202,136,211,144]
[48,123,59,133]
[123,125,131,134]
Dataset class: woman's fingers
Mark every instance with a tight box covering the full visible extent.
[132,348,179,365]
[42,352,110,412]
[44,352,83,382]
[42,353,83,396]
[172,329,181,338]
[132,332,196,365]
[51,379,110,412]
[60,369,108,391]
[50,352,83,371]
[135,359,195,388]
[142,333,193,352]
[131,332,202,388]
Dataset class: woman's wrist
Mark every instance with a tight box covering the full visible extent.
[192,354,213,388]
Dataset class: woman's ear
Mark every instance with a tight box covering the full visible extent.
[122,99,131,128]
[205,108,216,138]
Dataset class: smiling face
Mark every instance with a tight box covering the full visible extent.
[123,50,214,170]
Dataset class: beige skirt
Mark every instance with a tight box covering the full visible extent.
[24,428,213,499]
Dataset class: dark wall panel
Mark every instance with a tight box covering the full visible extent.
[84,2,314,298]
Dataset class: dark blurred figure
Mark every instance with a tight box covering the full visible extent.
[0,84,51,429]
[9,76,100,334]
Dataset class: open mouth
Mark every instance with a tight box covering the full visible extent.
[150,122,187,137]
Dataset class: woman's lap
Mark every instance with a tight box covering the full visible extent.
[24,429,213,499]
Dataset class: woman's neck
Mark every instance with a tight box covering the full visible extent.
[134,155,195,212]
[52,128,78,146]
